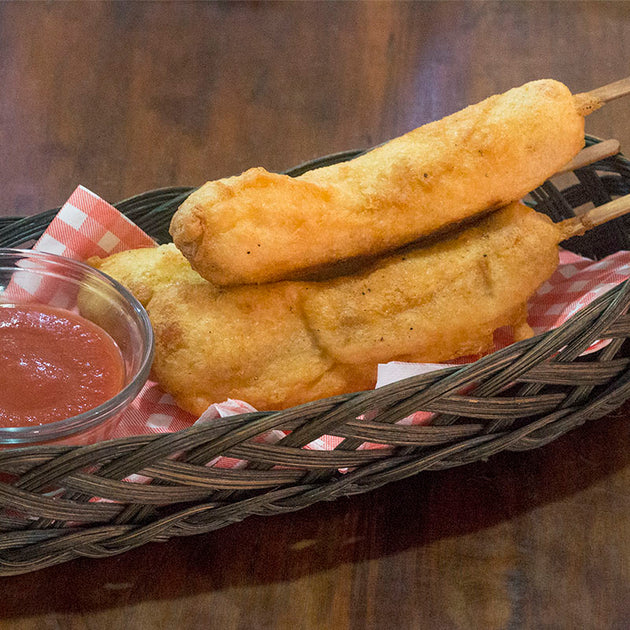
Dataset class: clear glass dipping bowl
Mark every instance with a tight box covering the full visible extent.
[0,248,154,446]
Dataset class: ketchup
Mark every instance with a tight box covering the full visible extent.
[0,304,125,427]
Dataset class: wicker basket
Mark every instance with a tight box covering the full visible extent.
[0,136,629,576]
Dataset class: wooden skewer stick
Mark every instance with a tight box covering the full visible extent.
[582,76,630,104]
[559,192,630,239]
[555,138,621,175]
[574,76,630,115]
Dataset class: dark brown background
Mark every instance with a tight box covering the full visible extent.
[1,2,629,628]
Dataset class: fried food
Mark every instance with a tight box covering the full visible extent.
[94,203,561,413]
[170,79,584,285]
[88,243,206,307]
[301,202,560,367]
[147,283,371,413]
[90,244,371,412]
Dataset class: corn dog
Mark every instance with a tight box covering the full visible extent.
[170,79,585,286]
[93,202,562,413]
[90,245,370,411]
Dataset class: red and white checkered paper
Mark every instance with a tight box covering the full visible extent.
[21,186,630,464]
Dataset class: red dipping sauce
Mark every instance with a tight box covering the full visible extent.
[0,304,125,427]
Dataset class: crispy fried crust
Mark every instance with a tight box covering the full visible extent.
[301,202,560,366]
[147,283,372,413]
[170,79,582,285]
[94,203,561,414]
[88,244,207,307]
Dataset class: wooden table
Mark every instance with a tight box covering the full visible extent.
[1,2,629,628]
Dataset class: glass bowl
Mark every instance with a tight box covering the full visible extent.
[0,248,154,446]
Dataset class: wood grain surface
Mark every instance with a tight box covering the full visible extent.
[1,2,629,628]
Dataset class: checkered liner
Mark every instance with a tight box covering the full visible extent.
[18,186,630,464]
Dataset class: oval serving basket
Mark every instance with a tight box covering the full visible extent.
[0,136,629,576]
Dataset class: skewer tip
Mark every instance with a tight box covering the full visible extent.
[558,193,630,241]
[574,76,630,115]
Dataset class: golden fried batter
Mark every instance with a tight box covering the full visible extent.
[88,243,206,307]
[94,203,561,413]
[147,283,371,413]
[170,79,583,285]
[302,202,560,366]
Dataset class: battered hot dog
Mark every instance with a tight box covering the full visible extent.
[93,202,562,413]
[170,79,585,286]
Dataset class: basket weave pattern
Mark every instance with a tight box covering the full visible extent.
[0,137,629,575]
